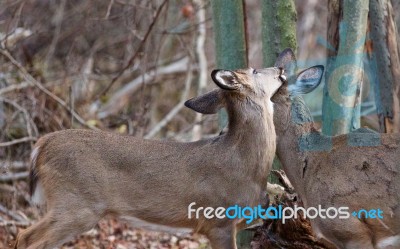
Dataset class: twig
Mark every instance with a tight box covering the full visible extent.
[0,77,83,96]
[266,182,285,196]
[97,0,169,98]
[0,172,29,182]
[0,49,99,130]
[3,1,25,49]
[192,0,208,141]
[165,114,217,141]
[0,82,32,95]
[44,0,67,75]
[144,62,193,139]
[0,220,31,227]
[0,137,37,147]
[271,170,295,194]
[69,85,74,127]
[0,203,29,223]
[115,0,153,10]
[0,183,15,193]
[97,57,192,119]
[105,0,115,19]
[0,97,37,147]
[0,161,28,170]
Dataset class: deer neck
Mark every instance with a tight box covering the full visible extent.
[275,96,315,199]
[224,98,276,180]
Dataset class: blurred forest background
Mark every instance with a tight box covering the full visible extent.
[1,0,397,248]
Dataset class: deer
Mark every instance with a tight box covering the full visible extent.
[189,49,400,249]
[14,66,284,249]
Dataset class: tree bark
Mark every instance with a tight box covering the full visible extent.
[211,1,248,248]
[259,2,297,246]
[392,0,400,38]
[211,0,247,70]
[261,0,297,67]
[211,0,247,129]
[370,0,400,133]
[261,0,296,185]
[322,0,369,135]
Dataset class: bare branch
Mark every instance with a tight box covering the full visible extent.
[0,49,99,130]
[44,0,67,75]
[97,57,192,119]
[0,28,32,48]
[0,203,30,223]
[97,0,169,97]
[266,182,285,197]
[105,0,115,19]
[192,0,208,141]
[271,170,295,194]
[114,0,153,10]
[0,82,32,95]
[0,161,28,170]
[0,137,37,147]
[0,97,38,147]
[144,63,193,139]
[3,1,26,49]
[0,171,29,182]
[0,220,31,227]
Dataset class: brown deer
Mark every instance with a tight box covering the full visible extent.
[14,67,284,249]
[191,49,400,249]
[273,49,400,249]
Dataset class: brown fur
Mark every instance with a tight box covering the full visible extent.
[176,50,400,248]
[14,67,283,249]
[272,52,400,249]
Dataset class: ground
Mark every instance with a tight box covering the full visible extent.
[0,217,210,249]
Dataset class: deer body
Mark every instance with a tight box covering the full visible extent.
[275,99,400,249]
[15,68,283,249]
[272,49,400,249]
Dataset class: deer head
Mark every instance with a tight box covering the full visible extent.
[186,67,284,118]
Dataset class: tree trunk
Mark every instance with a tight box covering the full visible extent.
[261,0,297,67]
[211,1,248,248]
[211,0,247,129]
[322,0,369,136]
[392,0,400,38]
[260,2,296,247]
[370,0,400,133]
[261,0,296,185]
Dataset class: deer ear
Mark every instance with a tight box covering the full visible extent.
[289,65,324,95]
[211,70,239,90]
[274,48,297,77]
[184,89,224,114]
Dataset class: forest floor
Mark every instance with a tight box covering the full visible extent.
[0,217,210,249]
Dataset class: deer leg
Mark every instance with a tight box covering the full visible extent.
[313,218,374,249]
[14,213,52,249]
[340,223,374,249]
[207,225,237,249]
[14,207,99,249]
[344,240,374,249]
